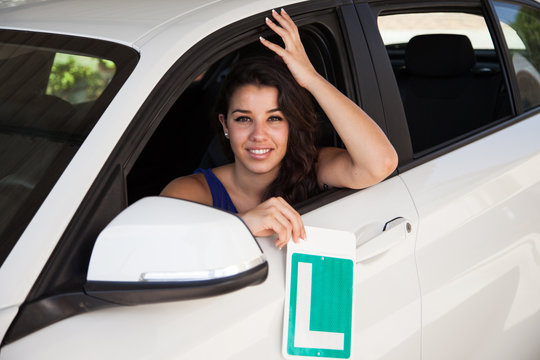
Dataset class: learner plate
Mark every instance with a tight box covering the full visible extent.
[283,226,356,359]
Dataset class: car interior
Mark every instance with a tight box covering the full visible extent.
[395,34,511,154]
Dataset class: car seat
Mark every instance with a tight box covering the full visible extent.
[397,34,510,153]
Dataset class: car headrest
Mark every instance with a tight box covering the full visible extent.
[405,34,475,77]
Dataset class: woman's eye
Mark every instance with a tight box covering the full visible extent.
[234,116,251,122]
[268,116,283,122]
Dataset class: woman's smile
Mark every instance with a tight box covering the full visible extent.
[248,148,271,154]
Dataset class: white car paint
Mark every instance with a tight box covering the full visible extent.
[401,113,540,359]
[87,197,264,282]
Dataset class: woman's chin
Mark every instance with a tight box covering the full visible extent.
[242,161,281,176]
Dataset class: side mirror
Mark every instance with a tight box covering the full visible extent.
[85,197,267,305]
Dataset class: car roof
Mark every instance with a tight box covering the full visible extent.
[0,0,300,48]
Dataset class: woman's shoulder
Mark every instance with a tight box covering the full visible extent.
[160,172,212,206]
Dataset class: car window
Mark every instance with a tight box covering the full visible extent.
[0,31,137,266]
[493,1,540,111]
[377,10,512,155]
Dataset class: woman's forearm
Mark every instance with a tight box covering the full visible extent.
[306,74,398,187]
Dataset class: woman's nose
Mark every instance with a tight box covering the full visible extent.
[249,119,268,140]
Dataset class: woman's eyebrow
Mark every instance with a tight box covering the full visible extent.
[231,108,281,114]
[231,109,250,114]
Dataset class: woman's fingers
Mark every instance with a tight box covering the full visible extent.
[263,18,295,56]
[265,10,300,51]
[270,208,293,248]
[268,197,304,244]
[265,16,288,39]
[272,9,300,39]
[264,213,291,249]
[259,36,285,57]
[276,197,305,243]
[270,9,294,36]
[240,196,305,249]
[263,198,300,247]
[260,8,319,89]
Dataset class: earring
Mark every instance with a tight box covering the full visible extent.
[224,131,229,138]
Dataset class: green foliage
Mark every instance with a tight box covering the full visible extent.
[46,54,116,104]
[513,6,540,70]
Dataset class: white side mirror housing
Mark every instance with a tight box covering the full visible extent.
[85,197,267,305]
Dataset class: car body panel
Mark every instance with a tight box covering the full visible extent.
[0,0,300,46]
[400,112,540,359]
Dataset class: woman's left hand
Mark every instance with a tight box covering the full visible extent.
[260,8,320,89]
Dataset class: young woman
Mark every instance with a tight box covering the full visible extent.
[161,8,398,248]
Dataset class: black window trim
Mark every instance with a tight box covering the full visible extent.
[356,1,414,166]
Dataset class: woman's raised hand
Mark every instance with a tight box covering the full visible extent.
[260,8,320,89]
[239,196,306,249]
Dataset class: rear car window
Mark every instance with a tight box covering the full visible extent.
[493,1,540,111]
[0,30,138,266]
[378,10,512,155]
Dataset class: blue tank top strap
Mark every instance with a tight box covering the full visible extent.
[194,168,238,213]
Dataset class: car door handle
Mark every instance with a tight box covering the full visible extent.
[356,217,410,263]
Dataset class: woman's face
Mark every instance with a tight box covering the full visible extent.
[220,84,289,176]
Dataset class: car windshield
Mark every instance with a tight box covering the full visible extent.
[0,30,137,266]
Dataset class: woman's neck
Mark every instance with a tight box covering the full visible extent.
[229,162,280,212]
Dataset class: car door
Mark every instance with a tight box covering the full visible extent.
[1,2,421,359]
[371,0,540,358]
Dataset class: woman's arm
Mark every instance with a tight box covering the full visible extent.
[307,76,398,189]
[160,174,213,205]
[261,9,398,189]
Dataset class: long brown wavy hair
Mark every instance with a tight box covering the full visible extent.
[214,56,320,205]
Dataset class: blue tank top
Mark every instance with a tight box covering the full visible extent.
[194,168,238,213]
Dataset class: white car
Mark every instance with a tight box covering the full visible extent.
[1,0,540,359]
